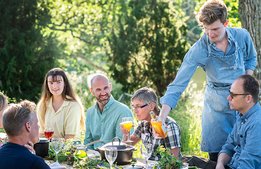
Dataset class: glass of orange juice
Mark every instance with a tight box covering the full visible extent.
[150,112,167,138]
[120,117,134,143]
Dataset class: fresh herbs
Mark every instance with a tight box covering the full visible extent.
[48,140,109,168]
[155,146,182,169]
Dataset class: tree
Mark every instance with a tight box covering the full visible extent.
[108,0,190,96]
[238,0,261,80]
[0,0,61,101]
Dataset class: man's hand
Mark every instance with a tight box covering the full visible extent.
[216,163,225,169]
[216,153,231,169]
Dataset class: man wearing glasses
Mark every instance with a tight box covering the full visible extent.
[159,0,257,161]
[216,75,261,169]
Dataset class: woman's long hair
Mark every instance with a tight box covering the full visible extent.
[37,68,85,132]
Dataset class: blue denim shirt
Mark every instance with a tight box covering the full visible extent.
[160,28,257,152]
[84,96,133,149]
[220,103,261,169]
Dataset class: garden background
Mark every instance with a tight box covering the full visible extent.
[0,0,260,158]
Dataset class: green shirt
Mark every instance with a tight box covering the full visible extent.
[84,96,133,149]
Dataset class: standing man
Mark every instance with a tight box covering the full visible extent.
[159,0,257,161]
[84,73,133,149]
[0,100,50,169]
[216,75,261,169]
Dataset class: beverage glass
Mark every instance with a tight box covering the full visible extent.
[150,112,167,138]
[140,142,153,169]
[120,117,134,143]
[50,138,64,164]
[44,127,54,141]
[105,147,118,169]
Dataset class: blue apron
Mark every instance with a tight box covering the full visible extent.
[201,38,245,152]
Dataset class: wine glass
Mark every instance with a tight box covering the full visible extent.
[50,138,64,164]
[105,147,118,169]
[140,142,153,169]
[120,117,134,143]
[44,127,54,141]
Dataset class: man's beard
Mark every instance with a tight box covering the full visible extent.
[96,93,111,106]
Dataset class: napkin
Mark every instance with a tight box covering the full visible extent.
[49,162,66,169]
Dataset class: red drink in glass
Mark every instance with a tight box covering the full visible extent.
[44,131,54,140]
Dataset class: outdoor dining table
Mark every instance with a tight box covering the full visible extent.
[45,149,158,169]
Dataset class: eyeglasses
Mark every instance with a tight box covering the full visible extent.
[131,103,148,110]
[229,91,249,99]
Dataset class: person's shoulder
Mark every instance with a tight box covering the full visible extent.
[111,99,131,111]
[228,27,250,38]
[191,36,207,48]
[187,34,208,56]
[31,155,51,169]
[85,105,96,119]
[166,116,180,128]
[65,98,80,106]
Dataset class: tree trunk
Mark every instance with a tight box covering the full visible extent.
[238,0,261,82]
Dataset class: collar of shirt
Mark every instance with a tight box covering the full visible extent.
[47,97,70,113]
[238,102,261,121]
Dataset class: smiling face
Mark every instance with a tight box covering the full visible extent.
[90,76,112,108]
[131,98,154,121]
[203,19,227,43]
[47,75,65,96]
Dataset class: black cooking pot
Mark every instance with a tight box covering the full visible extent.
[98,137,135,165]
[34,138,49,158]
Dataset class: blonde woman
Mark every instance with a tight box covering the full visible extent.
[37,68,85,139]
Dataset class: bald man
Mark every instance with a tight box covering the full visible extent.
[84,73,133,149]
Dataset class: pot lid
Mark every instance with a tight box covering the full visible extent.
[98,141,135,151]
[38,138,49,143]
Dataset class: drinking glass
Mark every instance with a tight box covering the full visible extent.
[105,147,118,169]
[44,127,54,141]
[50,138,65,164]
[140,142,153,169]
[120,117,134,143]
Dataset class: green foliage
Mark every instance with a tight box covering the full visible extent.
[48,140,109,168]
[0,0,62,102]
[171,81,207,158]
[155,146,182,169]
[108,0,190,96]
[225,0,241,27]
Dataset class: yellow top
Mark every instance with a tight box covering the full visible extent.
[38,98,82,139]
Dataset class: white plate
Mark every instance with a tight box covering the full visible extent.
[49,162,66,169]
[86,149,100,158]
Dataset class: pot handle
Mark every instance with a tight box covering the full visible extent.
[112,137,121,146]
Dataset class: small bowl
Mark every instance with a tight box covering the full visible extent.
[34,138,49,158]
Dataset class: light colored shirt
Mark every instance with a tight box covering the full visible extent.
[84,96,133,149]
[160,28,257,152]
[42,98,82,138]
[220,103,261,169]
